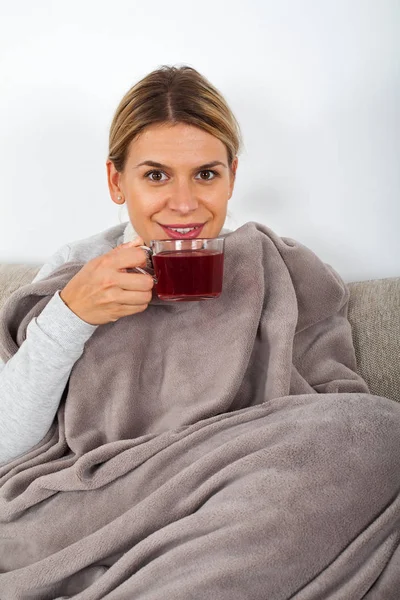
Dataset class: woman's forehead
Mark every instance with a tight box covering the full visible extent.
[127,123,228,164]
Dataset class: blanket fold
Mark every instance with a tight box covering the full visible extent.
[0,221,399,600]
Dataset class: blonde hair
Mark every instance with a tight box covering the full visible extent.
[108,65,242,173]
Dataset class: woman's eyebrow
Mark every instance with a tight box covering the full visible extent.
[134,160,227,171]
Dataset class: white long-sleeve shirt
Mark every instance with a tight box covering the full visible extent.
[0,222,129,466]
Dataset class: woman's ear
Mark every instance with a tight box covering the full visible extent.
[106,160,124,205]
[232,156,238,176]
[229,156,238,198]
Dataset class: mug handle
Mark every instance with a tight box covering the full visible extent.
[126,245,158,284]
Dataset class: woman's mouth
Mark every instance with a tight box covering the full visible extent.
[158,223,206,239]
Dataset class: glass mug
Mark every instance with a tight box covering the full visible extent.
[127,237,225,302]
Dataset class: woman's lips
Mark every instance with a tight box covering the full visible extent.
[158,224,205,239]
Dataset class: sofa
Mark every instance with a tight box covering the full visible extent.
[0,263,399,403]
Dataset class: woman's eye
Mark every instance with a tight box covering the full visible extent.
[196,170,218,181]
[145,170,168,182]
[144,169,218,182]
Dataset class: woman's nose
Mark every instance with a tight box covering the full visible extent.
[167,180,199,213]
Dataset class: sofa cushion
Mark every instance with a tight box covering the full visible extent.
[348,277,400,402]
[0,264,41,311]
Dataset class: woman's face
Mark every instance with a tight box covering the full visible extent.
[107,122,238,246]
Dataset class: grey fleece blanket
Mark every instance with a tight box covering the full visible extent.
[0,221,399,600]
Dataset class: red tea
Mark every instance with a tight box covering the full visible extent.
[152,250,224,301]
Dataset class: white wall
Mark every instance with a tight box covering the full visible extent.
[0,0,399,282]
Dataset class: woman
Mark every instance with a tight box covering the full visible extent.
[0,65,399,599]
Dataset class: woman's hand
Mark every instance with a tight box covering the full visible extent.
[60,237,154,325]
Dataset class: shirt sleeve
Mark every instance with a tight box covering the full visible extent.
[0,246,98,466]
[31,243,72,283]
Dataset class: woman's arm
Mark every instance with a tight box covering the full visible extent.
[0,246,98,466]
